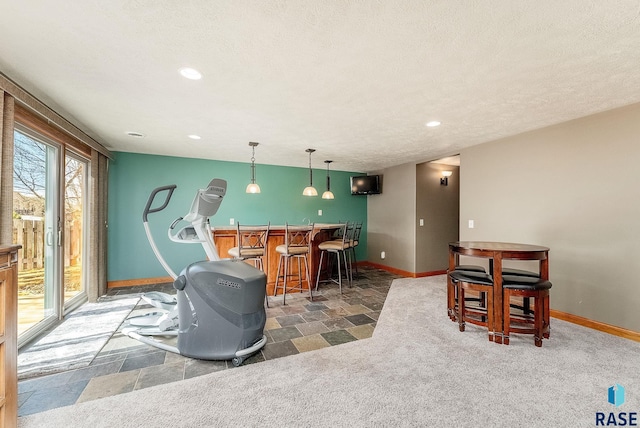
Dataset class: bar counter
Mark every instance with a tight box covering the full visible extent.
[212,224,342,296]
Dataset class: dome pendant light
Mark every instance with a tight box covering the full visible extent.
[245,142,261,194]
[302,148,318,196]
[322,160,335,199]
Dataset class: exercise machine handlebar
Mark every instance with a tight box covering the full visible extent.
[143,185,177,222]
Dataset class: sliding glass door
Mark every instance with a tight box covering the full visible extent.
[13,128,88,346]
[63,153,88,311]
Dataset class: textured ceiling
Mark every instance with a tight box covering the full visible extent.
[1,1,640,172]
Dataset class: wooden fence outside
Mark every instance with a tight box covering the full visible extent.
[12,218,82,273]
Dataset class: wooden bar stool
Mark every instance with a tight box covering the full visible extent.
[502,275,552,347]
[448,270,495,341]
[447,265,488,321]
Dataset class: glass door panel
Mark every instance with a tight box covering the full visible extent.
[63,154,87,309]
[14,130,60,344]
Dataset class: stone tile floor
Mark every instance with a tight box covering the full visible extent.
[18,266,399,416]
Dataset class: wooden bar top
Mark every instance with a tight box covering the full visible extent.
[212,223,343,233]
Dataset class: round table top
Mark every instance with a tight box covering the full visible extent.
[449,241,549,253]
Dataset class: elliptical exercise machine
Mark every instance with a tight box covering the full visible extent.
[123,179,267,366]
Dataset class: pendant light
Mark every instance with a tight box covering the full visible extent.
[322,160,335,199]
[302,148,318,196]
[245,142,261,194]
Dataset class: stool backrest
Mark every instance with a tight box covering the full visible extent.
[336,222,350,245]
[236,222,270,256]
[284,223,314,252]
[351,222,362,244]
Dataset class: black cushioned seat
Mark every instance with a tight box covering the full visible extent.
[502,268,539,278]
[502,275,551,290]
[454,265,538,278]
[501,275,552,347]
[449,270,493,285]
[448,270,494,339]
[453,265,486,273]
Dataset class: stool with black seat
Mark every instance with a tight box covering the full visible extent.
[448,270,495,341]
[502,275,552,347]
[228,222,270,306]
[454,265,539,277]
[315,222,351,294]
[448,265,488,321]
[453,265,486,273]
[273,223,314,305]
[501,267,539,315]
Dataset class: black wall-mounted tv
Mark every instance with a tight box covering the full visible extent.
[350,175,381,195]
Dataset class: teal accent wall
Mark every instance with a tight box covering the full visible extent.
[107,152,367,281]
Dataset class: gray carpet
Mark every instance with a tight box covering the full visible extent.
[18,276,640,427]
[18,296,140,380]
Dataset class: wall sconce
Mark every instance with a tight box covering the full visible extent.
[440,170,452,186]
[245,142,261,194]
[322,160,335,199]
[302,148,318,196]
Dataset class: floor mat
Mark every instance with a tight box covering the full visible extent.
[17,296,140,380]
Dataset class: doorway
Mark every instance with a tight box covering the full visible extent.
[13,128,88,347]
[414,155,460,274]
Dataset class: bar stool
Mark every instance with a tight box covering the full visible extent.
[329,221,357,278]
[449,270,495,341]
[346,221,362,277]
[447,265,488,320]
[273,223,314,305]
[453,265,486,273]
[315,222,351,295]
[502,275,552,347]
[453,264,539,278]
[448,265,539,319]
[228,222,270,306]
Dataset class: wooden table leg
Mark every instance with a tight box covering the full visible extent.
[492,253,503,344]
[447,247,457,321]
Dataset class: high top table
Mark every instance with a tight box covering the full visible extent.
[448,241,550,344]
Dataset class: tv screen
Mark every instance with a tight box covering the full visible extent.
[350,175,381,195]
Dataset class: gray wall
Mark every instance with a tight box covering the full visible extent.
[416,162,459,273]
[460,103,640,331]
[367,163,416,273]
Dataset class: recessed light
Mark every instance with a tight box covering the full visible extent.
[179,67,202,80]
[126,131,145,138]
[188,135,201,140]
[426,121,441,127]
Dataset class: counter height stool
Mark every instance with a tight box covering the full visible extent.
[273,223,314,305]
[448,265,538,320]
[453,265,486,273]
[327,221,362,279]
[502,275,552,347]
[447,265,488,321]
[347,222,362,277]
[449,270,495,341]
[228,222,270,306]
[315,222,351,295]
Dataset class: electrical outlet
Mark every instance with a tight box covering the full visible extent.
[381,251,386,259]
[419,218,424,226]
[230,218,235,225]
[318,209,322,216]
[468,220,474,228]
